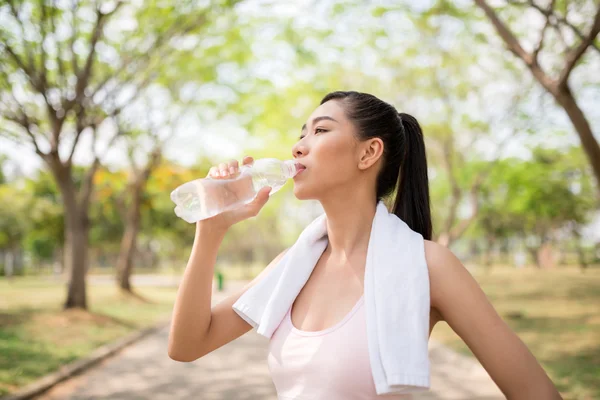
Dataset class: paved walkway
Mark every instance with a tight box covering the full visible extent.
[40,283,504,400]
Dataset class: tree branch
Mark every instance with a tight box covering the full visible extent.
[79,156,101,213]
[74,10,104,103]
[5,0,36,80]
[441,137,461,234]
[73,2,124,107]
[95,118,126,165]
[90,13,203,99]
[50,0,68,91]
[101,72,157,118]
[551,22,569,49]
[66,114,88,166]
[142,146,162,182]
[0,39,43,93]
[532,0,555,62]
[69,0,79,76]
[39,0,49,92]
[0,68,48,157]
[1,114,45,157]
[558,4,600,88]
[523,0,600,54]
[474,0,533,64]
[114,191,128,221]
[475,0,557,91]
[447,127,519,242]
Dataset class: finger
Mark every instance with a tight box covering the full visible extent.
[247,186,271,207]
[245,187,271,217]
[218,163,228,177]
[257,186,272,203]
[228,159,239,175]
[242,156,254,166]
[208,167,218,178]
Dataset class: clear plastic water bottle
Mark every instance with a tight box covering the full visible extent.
[170,158,301,223]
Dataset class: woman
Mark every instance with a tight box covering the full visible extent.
[168,91,562,399]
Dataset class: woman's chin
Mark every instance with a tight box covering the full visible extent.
[293,185,312,200]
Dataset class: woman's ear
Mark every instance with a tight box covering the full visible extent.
[358,137,384,171]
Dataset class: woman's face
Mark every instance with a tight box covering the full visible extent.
[291,100,364,200]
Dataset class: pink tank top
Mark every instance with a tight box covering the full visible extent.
[267,295,413,400]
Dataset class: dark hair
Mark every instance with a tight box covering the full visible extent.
[320,91,432,240]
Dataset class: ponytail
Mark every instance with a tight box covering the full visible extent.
[317,91,432,239]
[392,113,432,240]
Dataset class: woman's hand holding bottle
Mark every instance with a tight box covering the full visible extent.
[197,156,272,232]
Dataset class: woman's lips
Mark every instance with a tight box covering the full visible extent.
[293,165,306,178]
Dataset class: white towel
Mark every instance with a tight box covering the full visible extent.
[232,200,431,395]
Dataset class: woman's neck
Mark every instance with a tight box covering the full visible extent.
[319,194,378,263]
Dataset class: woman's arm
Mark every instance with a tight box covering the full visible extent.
[424,240,562,400]
[168,222,228,361]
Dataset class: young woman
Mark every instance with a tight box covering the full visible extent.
[168,91,562,399]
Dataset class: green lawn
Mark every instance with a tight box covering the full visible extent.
[431,267,600,400]
[2,267,598,399]
[0,277,178,396]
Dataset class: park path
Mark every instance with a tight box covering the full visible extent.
[39,281,504,400]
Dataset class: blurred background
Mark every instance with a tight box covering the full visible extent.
[0,0,598,399]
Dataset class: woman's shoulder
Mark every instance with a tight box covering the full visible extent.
[423,239,473,310]
[423,239,450,265]
[422,239,464,275]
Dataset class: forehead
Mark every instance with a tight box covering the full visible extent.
[307,100,346,123]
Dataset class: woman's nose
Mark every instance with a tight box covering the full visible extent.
[292,142,307,158]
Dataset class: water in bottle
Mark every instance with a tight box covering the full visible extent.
[170,158,302,223]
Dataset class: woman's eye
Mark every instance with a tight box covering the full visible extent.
[299,128,326,140]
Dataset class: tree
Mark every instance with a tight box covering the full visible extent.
[22,170,64,270]
[472,0,600,190]
[476,146,597,268]
[0,1,242,308]
[0,154,7,184]
[112,102,182,292]
[0,185,30,277]
[353,7,525,246]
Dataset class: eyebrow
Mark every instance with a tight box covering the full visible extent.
[299,116,338,138]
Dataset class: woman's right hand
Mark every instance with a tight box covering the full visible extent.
[197,156,272,232]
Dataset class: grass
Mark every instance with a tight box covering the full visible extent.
[431,266,600,400]
[2,266,598,398]
[0,277,178,396]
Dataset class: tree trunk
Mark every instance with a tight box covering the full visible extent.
[50,160,91,309]
[552,86,600,189]
[484,236,495,270]
[4,250,14,278]
[572,228,589,272]
[537,243,556,269]
[64,210,89,308]
[116,201,141,292]
[436,190,481,248]
[474,0,600,190]
[116,148,161,291]
[526,247,541,268]
[576,244,588,271]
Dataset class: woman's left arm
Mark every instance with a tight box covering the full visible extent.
[425,241,562,400]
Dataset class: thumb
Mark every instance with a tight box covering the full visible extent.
[247,186,271,210]
[259,186,272,200]
[247,186,271,216]
[256,186,272,205]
